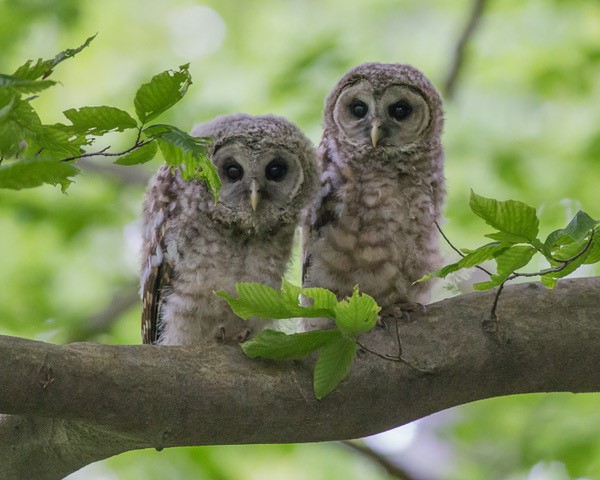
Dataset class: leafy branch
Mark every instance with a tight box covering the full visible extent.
[0,35,220,199]
[423,191,600,330]
[217,281,382,399]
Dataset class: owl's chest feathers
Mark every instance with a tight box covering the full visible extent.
[168,219,294,297]
[314,162,437,298]
[331,165,435,245]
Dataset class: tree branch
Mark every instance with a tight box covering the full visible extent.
[66,288,139,342]
[1,277,599,479]
[340,441,418,480]
[443,0,489,99]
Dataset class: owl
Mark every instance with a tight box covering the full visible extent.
[302,63,445,328]
[141,113,318,345]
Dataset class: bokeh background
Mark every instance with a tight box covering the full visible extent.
[1,0,600,478]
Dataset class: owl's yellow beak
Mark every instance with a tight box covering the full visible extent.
[250,180,259,212]
[371,121,382,148]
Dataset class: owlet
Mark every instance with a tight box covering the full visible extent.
[302,63,445,328]
[141,113,318,345]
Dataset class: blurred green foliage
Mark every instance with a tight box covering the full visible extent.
[1,0,599,479]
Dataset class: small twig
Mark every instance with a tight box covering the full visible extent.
[435,221,494,276]
[488,280,505,327]
[340,440,420,480]
[60,138,151,163]
[67,289,139,342]
[77,158,151,186]
[394,316,403,359]
[356,341,403,363]
[356,340,434,373]
[443,0,489,99]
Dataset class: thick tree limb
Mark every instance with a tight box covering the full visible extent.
[1,277,599,479]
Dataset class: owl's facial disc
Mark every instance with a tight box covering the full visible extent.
[334,82,431,149]
[211,140,304,226]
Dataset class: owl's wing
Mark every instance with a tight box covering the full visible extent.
[301,144,337,286]
[141,249,172,344]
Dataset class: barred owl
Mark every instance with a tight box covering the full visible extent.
[141,113,317,344]
[302,63,445,328]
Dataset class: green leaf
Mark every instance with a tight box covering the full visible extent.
[144,124,209,152]
[0,74,57,94]
[217,283,302,320]
[63,106,137,135]
[470,191,539,244]
[585,232,600,264]
[216,282,336,321]
[333,286,380,335]
[0,98,44,157]
[0,158,79,192]
[473,245,537,290]
[495,245,537,279]
[540,275,558,289]
[300,287,338,311]
[32,125,84,158]
[155,138,221,199]
[144,124,220,197]
[418,242,509,281]
[314,333,357,400]
[114,141,158,166]
[12,34,96,81]
[544,210,599,250]
[0,122,23,158]
[550,232,598,264]
[242,329,341,360]
[134,64,192,123]
[0,90,19,121]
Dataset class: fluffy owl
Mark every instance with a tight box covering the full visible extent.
[302,63,445,327]
[141,113,318,345]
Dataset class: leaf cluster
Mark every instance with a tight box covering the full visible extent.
[217,282,380,399]
[0,35,220,198]
[420,191,600,290]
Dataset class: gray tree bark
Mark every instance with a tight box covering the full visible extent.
[1,277,599,479]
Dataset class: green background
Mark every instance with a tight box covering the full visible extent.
[1,0,599,478]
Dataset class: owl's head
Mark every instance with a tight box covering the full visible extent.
[191,114,318,232]
[324,63,443,153]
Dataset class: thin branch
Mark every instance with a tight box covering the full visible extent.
[356,341,401,362]
[77,158,151,186]
[435,221,493,276]
[60,137,151,162]
[66,288,139,342]
[443,0,489,99]
[340,440,419,480]
[394,316,402,359]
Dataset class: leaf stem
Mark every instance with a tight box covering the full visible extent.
[60,133,151,163]
[435,221,494,276]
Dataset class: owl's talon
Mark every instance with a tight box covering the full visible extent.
[376,316,388,330]
[217,326,227,343]
[236,328,252,343]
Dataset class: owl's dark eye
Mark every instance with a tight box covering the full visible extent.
[388,101,412,121]
[223,161,244,182]
[265,158,288,181]
[349,100,368,119]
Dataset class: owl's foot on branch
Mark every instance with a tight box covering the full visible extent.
[379,302,426,328]
[215,326,252,343]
